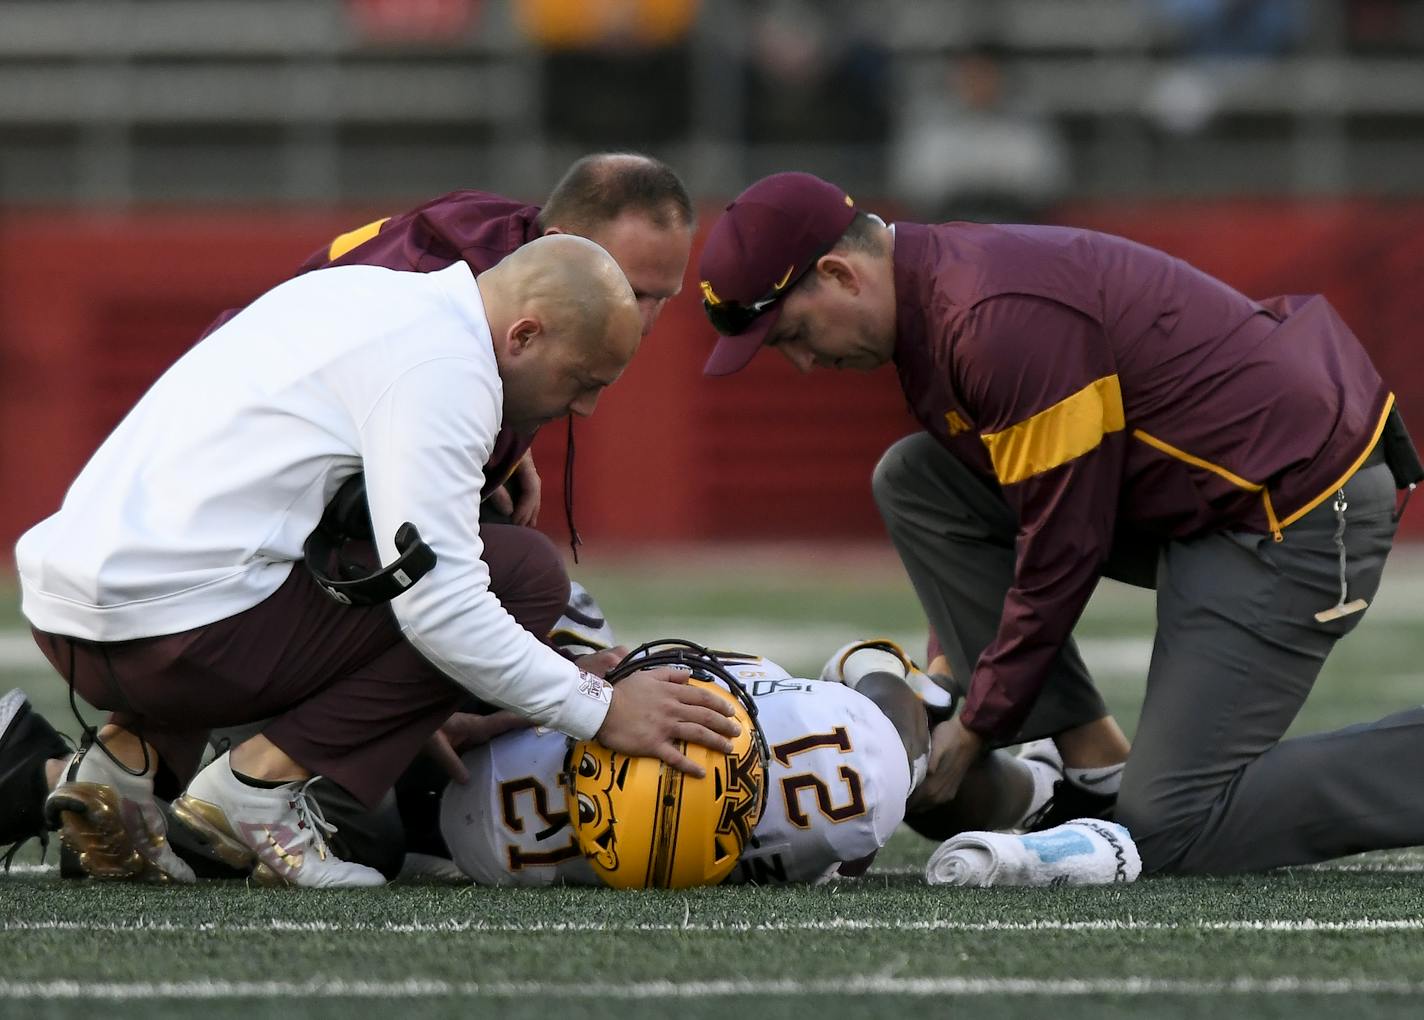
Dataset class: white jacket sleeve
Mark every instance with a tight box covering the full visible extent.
[356,355,610,740]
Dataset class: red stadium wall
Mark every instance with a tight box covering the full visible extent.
[1,200,1421,565]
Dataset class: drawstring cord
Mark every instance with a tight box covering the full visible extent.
[564,414,582,564]
[65,638,152,780]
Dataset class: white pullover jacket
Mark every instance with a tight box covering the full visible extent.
[16,262,609,739]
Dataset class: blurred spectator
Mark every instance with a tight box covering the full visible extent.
[1151,0,1306,57]
[743,0,891,147]
[1145,0,1307,135]
[517,0,700,149]
[891,47,1068,224]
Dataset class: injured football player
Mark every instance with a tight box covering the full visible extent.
[1,582,1124,885]
[430,589,1117,888]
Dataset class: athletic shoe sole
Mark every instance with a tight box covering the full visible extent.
[170,794,284,887]
[44,783,183,883]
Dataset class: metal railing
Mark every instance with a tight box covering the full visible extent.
[0,0,1419,204]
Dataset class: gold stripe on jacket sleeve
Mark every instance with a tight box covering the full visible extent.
[326,217,391,262]
[981,375,1125,485]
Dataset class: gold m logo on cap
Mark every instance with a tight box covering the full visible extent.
[700,280,722,306]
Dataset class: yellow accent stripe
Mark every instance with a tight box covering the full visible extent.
[1262,489,1283,543]
[326,216,390,262]
[1131,429,1264,493]
[1277,393,1395,529]
[981,375,1125,485]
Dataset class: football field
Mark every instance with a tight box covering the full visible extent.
[3,544,1424,1019]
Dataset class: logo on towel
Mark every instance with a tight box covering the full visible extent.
[1077,820,1133,883]
[1019,829,1095,864]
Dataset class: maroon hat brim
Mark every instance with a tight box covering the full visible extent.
[702,304,782,377]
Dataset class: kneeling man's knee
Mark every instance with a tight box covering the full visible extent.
[872,434,934,514]
[1115,790,1221,875]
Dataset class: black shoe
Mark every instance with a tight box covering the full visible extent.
[1023,777,1118,833]
[0,689,73,869]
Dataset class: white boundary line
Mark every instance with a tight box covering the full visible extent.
[3,977,1424,1000]
[5,918,1424,934]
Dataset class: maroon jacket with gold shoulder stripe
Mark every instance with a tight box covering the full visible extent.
[890,221,1393,739]
[202,190,543,497]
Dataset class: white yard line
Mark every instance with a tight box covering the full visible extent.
[2,976,1424,1000]
[5,918,1424,935]
[11,855,1424,881]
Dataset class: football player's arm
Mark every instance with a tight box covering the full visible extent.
[956,296,1126,741]
[857,672,1038,838]
[904,749,1046,841]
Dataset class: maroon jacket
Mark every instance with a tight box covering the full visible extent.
[203,191,544,496]
[891,221,1393,739]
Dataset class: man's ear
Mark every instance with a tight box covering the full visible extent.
[818,254,859,295]
[505,316,542,355]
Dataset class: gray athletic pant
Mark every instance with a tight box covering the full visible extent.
[873,432,1424,874]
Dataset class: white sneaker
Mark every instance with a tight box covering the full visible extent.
[172,752,385,888]
[44,741,196,883]
[820,638,955,711]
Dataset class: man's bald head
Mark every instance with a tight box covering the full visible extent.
[479,234,643,429]
[485,233,640,352]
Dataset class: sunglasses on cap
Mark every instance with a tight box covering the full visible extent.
[701,241,836,337]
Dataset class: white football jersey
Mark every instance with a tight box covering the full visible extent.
[439,656,912,886]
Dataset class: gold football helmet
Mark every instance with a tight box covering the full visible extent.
[563,640,770,889]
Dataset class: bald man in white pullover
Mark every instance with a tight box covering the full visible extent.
[17,235,739,888]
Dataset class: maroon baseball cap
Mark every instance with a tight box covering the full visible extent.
[699,172,859,376]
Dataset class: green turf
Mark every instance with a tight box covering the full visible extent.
[3,548,1424,1019]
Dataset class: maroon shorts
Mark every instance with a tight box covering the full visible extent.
[32,524,569,808]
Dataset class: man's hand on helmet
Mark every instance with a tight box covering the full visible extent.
[595,667,742,778]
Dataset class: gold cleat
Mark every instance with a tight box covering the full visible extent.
[46,783,181,883]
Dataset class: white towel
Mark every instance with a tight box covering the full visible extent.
[925,819,1141,887]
